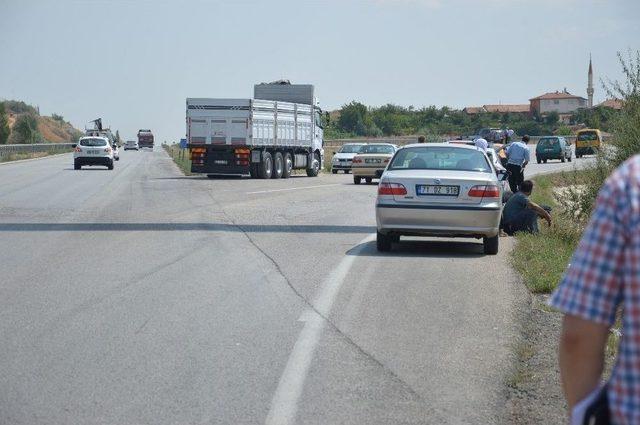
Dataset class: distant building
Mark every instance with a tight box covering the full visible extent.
[463,104,530,116]
[598,98,623,110]
[483,104,530,115]
[529,90,587,116]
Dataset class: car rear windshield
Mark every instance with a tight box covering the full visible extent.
[538,138,559,148]
[340,144,363,154]
[389,147,492,173]
[79,138,107,147]
[577,132,598,141]
[359,145,395,154]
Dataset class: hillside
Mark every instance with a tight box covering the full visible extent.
[0,100,83,144]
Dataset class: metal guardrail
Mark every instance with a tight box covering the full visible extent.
[0,143,74,159]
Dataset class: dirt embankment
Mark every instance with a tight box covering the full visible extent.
[4,100,83,143]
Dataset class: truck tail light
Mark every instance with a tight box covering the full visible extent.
[378,182,407,196]
[468,185,500,199]
[352,157,362,164]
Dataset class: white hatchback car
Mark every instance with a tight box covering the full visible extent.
[124,140,139,151]
[376,143,508,254]
[73,137,114,170]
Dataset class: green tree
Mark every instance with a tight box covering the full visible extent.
[9,113,39,144]
[0,102,10,144]
[115,130,121,144]
[545,111,560,125]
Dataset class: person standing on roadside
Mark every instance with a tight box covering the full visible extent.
[550,156,640,425]
[473,137,488,152]
[505,135,530,192]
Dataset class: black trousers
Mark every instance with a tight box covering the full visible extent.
[506,163,523,193]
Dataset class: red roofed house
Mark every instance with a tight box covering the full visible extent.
[598,98,624,110]
[529,89,587,116]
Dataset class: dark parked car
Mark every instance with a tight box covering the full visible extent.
[535,136,572,163]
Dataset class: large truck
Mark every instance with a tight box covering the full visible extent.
[186,82,324,179]
[137,129,154,149]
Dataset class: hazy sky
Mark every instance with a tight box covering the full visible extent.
[1,0,638,142]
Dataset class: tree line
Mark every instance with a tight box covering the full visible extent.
[324,101,619,139]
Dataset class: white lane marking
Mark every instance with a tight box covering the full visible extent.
[265,233,375,425]
[247,184,341,195]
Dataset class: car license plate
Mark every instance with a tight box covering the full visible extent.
[365,158,381,164]
[416,185,460,196]
[87,150,100,154]
[214,160,228,165]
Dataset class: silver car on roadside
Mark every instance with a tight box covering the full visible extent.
[375,143,508,254]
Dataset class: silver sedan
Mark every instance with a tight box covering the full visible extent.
[375,143,507,255]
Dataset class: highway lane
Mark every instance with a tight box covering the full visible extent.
[0,149,586,424]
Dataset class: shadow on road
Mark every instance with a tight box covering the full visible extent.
[347,239,485,258]
[0,222,376,234]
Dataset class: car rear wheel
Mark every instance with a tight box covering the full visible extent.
[74,162,81,170]
[483,235,499,255]
[353,176,361,185]
[537,158,541,164]
[561,156,565,163]
[272,152,284,179]
[376,231,392,252]
[543,159,548,164]
[108,161,114,170]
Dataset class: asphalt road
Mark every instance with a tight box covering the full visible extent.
[0,149,585,424]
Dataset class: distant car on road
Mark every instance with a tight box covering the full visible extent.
[535,136,572,163]
[331,143,365,174]
[73,136,114,170]
[352,143,397,184]
[124,140,139,151]
[375,143,507,254]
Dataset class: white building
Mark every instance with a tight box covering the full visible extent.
[529,90,587,116]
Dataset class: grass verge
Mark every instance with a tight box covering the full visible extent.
[510,171,585,294]
[163,144,191,175]
[0,150,66,163]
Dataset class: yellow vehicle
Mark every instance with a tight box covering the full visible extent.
[575,128,602,158]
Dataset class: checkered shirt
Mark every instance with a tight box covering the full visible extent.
[550,155,640,424]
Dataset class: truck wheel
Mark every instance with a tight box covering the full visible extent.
[272,152,284,179]
[282,153,292,179]
[259,152,273,179]
[306,152,320,177]
[332,170,338,174]
[365,177,372,184]
[353,176,361,185]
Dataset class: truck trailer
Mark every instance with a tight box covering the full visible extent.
[137,130,154,149]
[186,83,324,179]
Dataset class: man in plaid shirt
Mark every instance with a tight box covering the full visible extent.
[550,155,640,424]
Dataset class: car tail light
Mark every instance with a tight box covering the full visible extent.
[384,158,390,163]
[378,182,407,196]
[104,147,112,153]
[468,185,500,198]
[74,147,81,152]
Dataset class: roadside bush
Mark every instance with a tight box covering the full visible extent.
[9,113,40,144]
[557,50,640,222]
[0,102,10,144]
[51,113,64,122]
